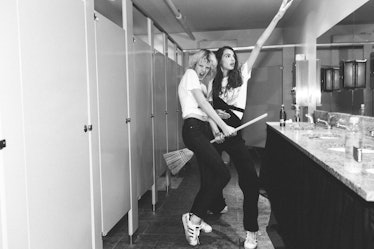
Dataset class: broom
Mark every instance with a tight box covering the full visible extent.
[164,113,268,175]
[163,148,194,175]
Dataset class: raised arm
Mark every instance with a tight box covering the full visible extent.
[243,0,293,75]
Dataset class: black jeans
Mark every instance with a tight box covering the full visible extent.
[182,118,230,219]
[211,135,260,232]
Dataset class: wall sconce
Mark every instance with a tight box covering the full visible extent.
[342,59,367,89]
[321,67,341,92]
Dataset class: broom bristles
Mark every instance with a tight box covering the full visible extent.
[163,148,194,175]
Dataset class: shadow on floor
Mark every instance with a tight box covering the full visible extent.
[103,147,285,249]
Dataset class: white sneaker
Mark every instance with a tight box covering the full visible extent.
[207,205,228,215]
[182,213,201,246]
[220,205,228,214]
[200,220,212,233]
[244,231,258,249]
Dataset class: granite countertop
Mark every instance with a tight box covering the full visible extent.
[267,122,374,202]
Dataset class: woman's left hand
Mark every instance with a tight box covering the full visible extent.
[214,132,225,144]
[216,109,231,119]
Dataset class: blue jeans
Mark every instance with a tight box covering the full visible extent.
[182,118,230,219]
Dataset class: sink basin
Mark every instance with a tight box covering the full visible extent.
[327,147,344,152]
[327,147,374,153]
[307,133,340,140]
[288,122,315,130]
[319,135,340,140]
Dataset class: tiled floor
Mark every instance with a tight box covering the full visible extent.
[103,149,285,249]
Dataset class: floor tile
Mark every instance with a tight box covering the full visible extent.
[104,148,284,249]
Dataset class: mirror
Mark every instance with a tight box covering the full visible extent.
[316,0,374,116]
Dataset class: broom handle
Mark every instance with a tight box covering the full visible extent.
[210,113,268,143]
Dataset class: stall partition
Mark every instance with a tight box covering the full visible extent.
[154,52,168,176]
[94,13,130,235]
[166,58,179,154]
[132,37,154,198]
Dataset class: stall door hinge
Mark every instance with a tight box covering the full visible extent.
[0,140,6,150]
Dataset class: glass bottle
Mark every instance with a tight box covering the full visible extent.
[294,104,300,123]
[360,104,365,116]
[280,104,287,127]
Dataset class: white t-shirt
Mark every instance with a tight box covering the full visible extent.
[178,69,208,120]
[207,62,251,120]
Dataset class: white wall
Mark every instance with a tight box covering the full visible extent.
[318,23,374,44]
[170,28,284,50]
[283,0,369,46]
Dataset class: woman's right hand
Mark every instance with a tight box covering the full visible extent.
[277,0,293,18]
[216,109,231,119]
[221,124,237,138]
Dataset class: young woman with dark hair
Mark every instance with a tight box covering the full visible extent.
[207,1,294,248]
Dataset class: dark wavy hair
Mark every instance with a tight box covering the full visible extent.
[212,46,243,98]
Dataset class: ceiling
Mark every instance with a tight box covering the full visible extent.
[133,0,302,33]
[132,0,374,36]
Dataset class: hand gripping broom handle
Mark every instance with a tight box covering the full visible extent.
[210,113,268,143]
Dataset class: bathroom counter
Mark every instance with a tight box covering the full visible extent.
[266,122,374,201]
[263,122,374,249]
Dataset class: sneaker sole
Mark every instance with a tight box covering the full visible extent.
[200,221,212,233]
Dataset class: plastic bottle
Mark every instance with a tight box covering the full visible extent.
[280,104,287,127]
[344,116,363,172]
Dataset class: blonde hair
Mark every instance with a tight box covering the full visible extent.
[188,49,217,81]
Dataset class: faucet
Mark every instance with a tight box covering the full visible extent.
[327,114,337,127]
[369,130,374,137]
[316,118,331,129]
[305,114,314,123]
[336,123,348,130]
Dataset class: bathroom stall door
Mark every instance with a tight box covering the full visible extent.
[0,1,30,248]
[16,0,96,248]
[94,13,130,235]
[154,52,167,176]
[132,38,153,197]
[167,58,178,152]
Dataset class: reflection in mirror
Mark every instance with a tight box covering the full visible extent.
[317,0,374,117]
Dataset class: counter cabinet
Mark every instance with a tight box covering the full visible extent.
[263,125,374,249]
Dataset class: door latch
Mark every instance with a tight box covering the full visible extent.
[0,140,6,150]
[84,125,93,133]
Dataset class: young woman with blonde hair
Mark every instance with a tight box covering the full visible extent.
[178,49,236,246]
